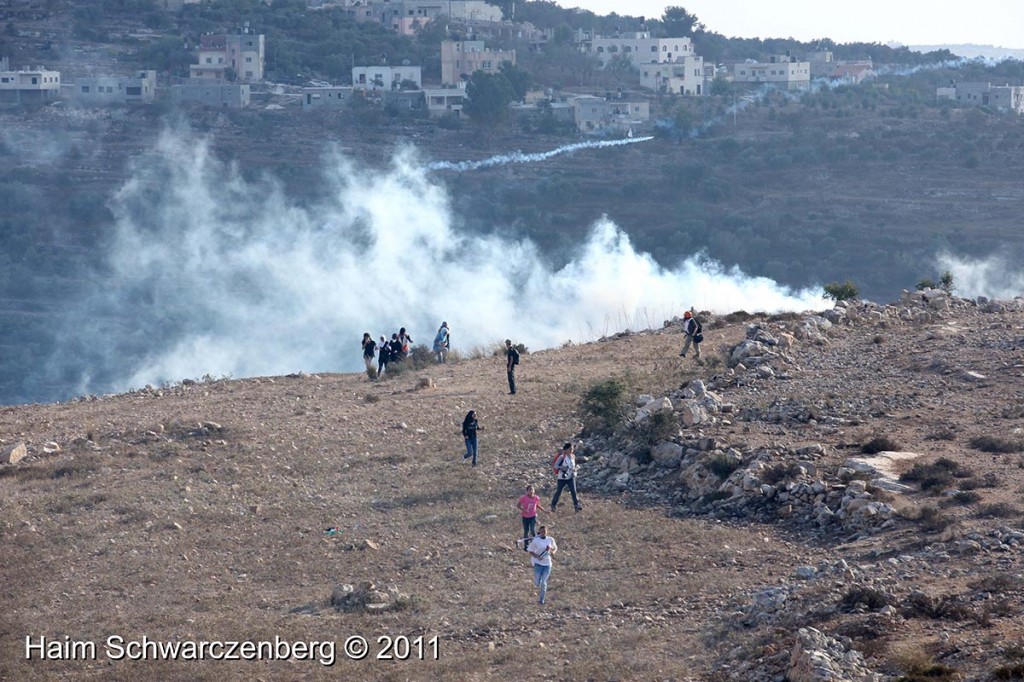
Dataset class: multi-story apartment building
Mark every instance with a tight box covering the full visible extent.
[0,64,61,104]
[190,29,265,82]
[729,55,811,90]
[440,40,515,86]
[352,65,422,91]
[584,32,696,68]
[638,55,706,95]
[73,70,156,105]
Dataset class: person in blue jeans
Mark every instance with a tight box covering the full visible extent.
[527,526,557,605]
[462,410,481,466]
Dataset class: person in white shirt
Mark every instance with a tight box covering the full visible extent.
[527,525,558,605]
[551,442,582,512]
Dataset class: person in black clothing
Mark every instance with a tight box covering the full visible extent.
[398,327,413,360]
[377,335,390,376]
[388,333,403,364]
[505,339,520,395]
[361,332,377,379]
[462,410,482,466]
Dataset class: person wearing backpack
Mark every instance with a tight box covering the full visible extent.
[433,322,450,364]
[551,442,582,513]
[679,310,703,359]
[398,327,413,360]
[505,339,520,395]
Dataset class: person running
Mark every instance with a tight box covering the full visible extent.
[388,333,403,365]
[377,335,390,376]
[516,485,547,551]
[361,332,377,378]
[679,310,703,359]
[526,526,557,605]
[551,442,582,512]
[433,322,450,364]
[462,410,482,466]
[505,339,520,395]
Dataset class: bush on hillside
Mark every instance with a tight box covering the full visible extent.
[580,378,628,435]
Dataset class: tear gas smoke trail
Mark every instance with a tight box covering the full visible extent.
[46,131,825,396]
[426,136,654,172]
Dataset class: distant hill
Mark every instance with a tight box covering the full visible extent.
[906,43,1024,60]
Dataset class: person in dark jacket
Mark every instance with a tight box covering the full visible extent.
[462,410,482,466]
[389,333,404,364]
[377,335,390,376]
[398,327,413,360]
[505,339,520,395]
[361,333,377,378]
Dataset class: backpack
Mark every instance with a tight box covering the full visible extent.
[552,452,563,475]
[510,347,520,366]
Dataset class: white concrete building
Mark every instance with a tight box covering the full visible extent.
[572,95,649,134]
[585,32,696,67]
[639,55,706,95]
[440,40,515,86]
[302,86,354,110]
[172,83,250,108]
[946,81,1024,114]
[729,55,811,90]
[423,87,465,117]
[73,70,156,105]
[0,64,61,104]
[190,30,265,82]
[352,65,422,91]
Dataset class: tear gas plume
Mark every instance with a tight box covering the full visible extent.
[426,136,654,172]
[936,253,1024,300]
[48,130,828,396]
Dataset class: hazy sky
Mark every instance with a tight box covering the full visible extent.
[563,1,1024,48]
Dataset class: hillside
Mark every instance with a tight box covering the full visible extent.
[3,290,1024,680]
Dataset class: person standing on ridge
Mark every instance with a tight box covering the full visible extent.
[679,310,703,359]
[433,322,450,364]
[505,339,520,395]
[377,335,390,377]
[526,526,557,605]
[361,333,377,379]
[462,410,482,466]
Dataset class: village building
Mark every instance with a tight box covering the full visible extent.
[0,62,61,105]
[189,29,265,82]
[72,70,156,105]
[440,40,515,86]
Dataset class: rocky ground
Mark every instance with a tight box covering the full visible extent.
[2,290,1024,681]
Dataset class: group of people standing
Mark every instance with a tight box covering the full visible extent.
[361,327,413,378]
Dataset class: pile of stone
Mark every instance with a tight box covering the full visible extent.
[330,581,411,613]
[787,627,883,682]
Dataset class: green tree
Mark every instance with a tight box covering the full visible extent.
[823,280,859,302]
[939,271,954,293]
[661,6,703,37]
[499,61,532,102]
[463,71,514,124]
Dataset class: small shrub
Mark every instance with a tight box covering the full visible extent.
[841,586,892,611]
[918,505,952,532]
[993,663,1024,680]
[942,490,981,506]
[924,428,956,441]
[861,435,900,454]
[363,393,380,404]
[896,662,960,682]
[722,310,755,323]
[701,490,732,503]
[382,359,409,378]
[631,410,678,446]
[580,378,628,435]
[969,574,1021,593]
[977,503,1020,519]
[407,344,435,370]
[707,453,742,479]
[969,435,1024,453]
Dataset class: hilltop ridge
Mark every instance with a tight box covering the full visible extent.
[3,289,1024,680]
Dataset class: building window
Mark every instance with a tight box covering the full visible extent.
[624,46,632,53]
[206,57,212,64]
[246,57,252,63]
[81,85,90,93]
[650,46,657,52]
[482,60,492,69]
[597,47,604,53]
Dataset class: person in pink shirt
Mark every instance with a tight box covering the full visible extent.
[516,484,547,551]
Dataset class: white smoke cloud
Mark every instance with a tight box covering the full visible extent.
[51,129,827,395]
[936,253,1024,300]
